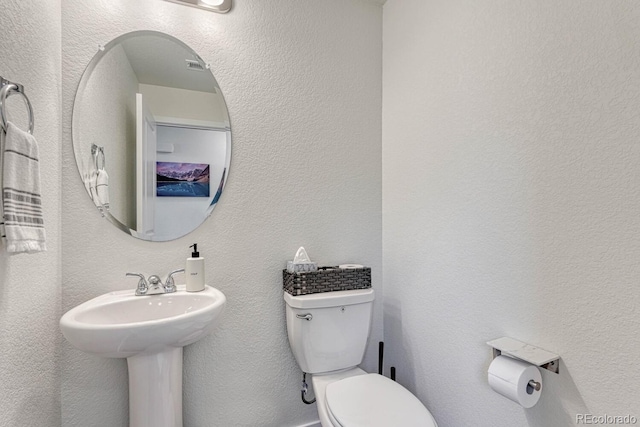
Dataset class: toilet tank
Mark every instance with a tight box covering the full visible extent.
[284,289,375,374]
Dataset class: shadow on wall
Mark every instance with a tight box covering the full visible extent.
[384,296,589,427]
[382,297,416,392]
[526,364,589,427]
[0,253,7,306]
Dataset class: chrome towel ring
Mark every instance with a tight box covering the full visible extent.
[0,77,34,135]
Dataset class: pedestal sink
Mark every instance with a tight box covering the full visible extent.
[60,285,226,427]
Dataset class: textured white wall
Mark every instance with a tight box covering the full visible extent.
[0,1,62,426]
[382,1,640,426]
[61,1,382,426]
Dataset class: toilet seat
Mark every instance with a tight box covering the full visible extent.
[325,374,437,427]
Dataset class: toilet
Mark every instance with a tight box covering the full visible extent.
[284,288,438,427]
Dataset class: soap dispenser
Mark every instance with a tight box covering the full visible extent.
[186,243,205,292]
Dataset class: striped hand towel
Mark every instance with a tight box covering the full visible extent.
[1,121,46,253]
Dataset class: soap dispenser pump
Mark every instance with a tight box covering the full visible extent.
[186,243,205,292]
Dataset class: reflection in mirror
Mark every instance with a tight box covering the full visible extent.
[72,31,231,241]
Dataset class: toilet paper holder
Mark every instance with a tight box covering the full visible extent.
[487,337,560,374]
[528,379,541,392]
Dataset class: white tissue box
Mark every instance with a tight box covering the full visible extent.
[287,261,318,273]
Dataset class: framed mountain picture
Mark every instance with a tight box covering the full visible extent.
[156,162,210,197]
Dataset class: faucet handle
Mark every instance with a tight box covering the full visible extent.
[165,269,185,293]
[126,272,148,295]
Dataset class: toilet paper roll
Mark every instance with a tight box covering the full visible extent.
[488,355,542,408]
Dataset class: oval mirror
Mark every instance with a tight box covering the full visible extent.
[72,31,231,241]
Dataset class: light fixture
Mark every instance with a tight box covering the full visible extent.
[164,0,232,13]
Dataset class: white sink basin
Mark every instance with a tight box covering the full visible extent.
[60,284,226,427]
[60,285,226,358]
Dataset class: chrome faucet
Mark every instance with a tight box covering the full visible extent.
[126,269,184,296]
[126,272,148,295]
[164,269,185,293]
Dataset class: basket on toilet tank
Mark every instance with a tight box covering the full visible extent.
[283,266,371,296]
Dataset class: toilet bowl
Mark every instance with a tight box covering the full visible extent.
[311,367,437,427]
[284,289,438,427]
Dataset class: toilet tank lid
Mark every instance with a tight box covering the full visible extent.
[283,289,374,309]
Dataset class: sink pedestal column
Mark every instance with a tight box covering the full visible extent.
[127,347,183,427]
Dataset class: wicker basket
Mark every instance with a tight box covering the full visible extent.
[283,266,371,296]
